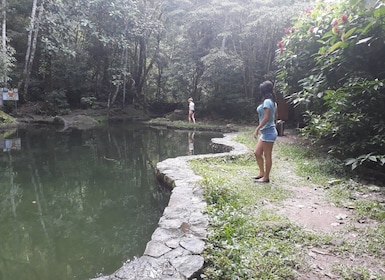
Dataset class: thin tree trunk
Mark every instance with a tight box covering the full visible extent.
[220,15,228,52]
[108,84,119,114]
[1,0,5,52]
[135,36,146,101]
[23,0,44,98]
[1,0,7,85]
[29,3,44,74]
[23,0,38,97]
[122,47,128,106]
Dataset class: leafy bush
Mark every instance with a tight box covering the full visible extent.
[50,90,71,115]
[275,0,385,171]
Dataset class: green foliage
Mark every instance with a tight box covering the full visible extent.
[275,0,385,171]
[143,0,311,108]
[273,139,346,185]
[205,94,256,121]
[0,41,16,86]
[200,50,243,97]
[49,89,71,115]
[0,111,17,125]
[80,96,97,108]
[5,0,312,114]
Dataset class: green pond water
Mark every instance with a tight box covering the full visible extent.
[0,123,222,280]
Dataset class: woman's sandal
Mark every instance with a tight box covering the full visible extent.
[252,175,263,180]
[255,178,270,183]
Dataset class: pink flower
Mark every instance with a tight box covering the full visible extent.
[341,14,348,24]
[277,41,285,53]
[332,18,339,26]
[309,26,315,33]
[284,28,291,34]
[305,8,312,14]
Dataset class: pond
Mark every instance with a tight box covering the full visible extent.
[0,123,223,280]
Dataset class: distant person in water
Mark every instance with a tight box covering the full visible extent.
[253,80,278,183]
[188,97,196,123]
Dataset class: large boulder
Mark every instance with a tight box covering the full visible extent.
[53,114,99,130]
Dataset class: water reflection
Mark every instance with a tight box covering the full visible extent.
[188,131,195,155]
[0,124,222,280]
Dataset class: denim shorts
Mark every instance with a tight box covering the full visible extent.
[260,126,278,142]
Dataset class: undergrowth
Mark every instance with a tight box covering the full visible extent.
[190,155,329,279]
[189,128,385,280]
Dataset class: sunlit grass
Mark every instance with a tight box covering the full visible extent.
[189,128,385,279]
[0,111,18,128]
[147,118,238,132]
[189,153,328,279]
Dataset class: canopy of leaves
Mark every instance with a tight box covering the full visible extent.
[2,0,310,117]
[275,0,385,171]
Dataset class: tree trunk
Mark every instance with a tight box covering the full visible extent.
[1,0,5,53]
[122,47,127,106]
[1,0,6,86]
[134,36,146,103]
[220,15,228,52]
[23,0,44,99]
[22,0,37,97]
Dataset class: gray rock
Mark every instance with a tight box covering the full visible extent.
[170,255,204,279]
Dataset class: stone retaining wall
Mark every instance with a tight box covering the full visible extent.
[92,133,249,280]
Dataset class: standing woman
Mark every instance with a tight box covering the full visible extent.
[188,97,196,123]
[253,81,278,183]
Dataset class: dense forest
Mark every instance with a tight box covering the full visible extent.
[1,0,310,115]
[1,0,385,172]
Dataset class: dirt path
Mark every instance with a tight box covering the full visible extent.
[272,130,385,279]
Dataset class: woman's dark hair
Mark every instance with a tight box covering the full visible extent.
[259,80,276,102]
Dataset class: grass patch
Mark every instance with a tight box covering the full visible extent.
[189,155,329,279]
[147,118,239,132]
[273,140,345,185]
[189,128,385,279]
[333,264,385,280]
[326,180,385,222]
[0,111,18,128]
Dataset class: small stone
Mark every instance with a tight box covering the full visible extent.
[335,213,348,220]
[328,179,342,185]
[329,239,344,246]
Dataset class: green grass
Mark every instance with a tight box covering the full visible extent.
[190,154,329,279]
[0,111,18,128]
[189,128,385,280]
[147,118,240,132]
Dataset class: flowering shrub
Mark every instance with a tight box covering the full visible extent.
[275,0,385,171]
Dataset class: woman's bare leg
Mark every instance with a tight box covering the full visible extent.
[254,139,265,177]
[188,111,195,123]
[261,141,274,181]
[254,140,274,181]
